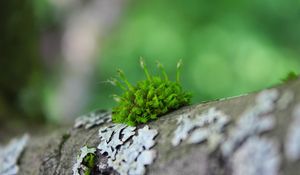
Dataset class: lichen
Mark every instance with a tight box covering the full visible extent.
[285,104,300,161]
[110,59,191,126]
[97,124,158,175]
[0,134,29,175]
[232,136,280,175]
[74,109,111,129]
[171,113,193,146]
[218,93,249,101]
[72,146,96,175]
[221,89,278,157]
[255,89,279,112]
[97,124,135,159]
[172,107,230,151]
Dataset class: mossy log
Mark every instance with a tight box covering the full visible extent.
[2,79,300,175]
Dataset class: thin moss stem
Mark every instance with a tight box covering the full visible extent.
[140,57,152,81]
[107,78,127,91]
[176,59,182,83]
[156,61,168,81]
[117,69,134,90]
[112,94,121,102]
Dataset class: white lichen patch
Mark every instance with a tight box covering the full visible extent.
[221,89,278,157]
[72,146,96,175]
[277,90,294,110]
[285,104,300,161]
[232,136,280,175]
[98,124,135,159]
[0,134,29,175]
[172,107,230,151]
[218,93,249,101]
[171,113,195,146]
[97,125,158,175]
[74,110,111,129]
[255,89,279,113]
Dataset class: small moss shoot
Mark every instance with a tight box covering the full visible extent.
[82,153,96,175]
[62,133,70,141]
[281,71,299,83]
[110,58,192,126]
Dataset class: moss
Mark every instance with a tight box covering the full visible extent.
[110,59,191,126]
[72,146,96,175]
[58,133,70,152]
[82,153,96,175]
[62,133,70,141]
[281,71,299,83]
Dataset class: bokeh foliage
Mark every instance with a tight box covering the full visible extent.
[0,0,44,121]
[1,0,300,122]
[90,0,300,110]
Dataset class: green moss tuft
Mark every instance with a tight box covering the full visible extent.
[111,59,191,126]
[281,71,299,83]
[82,153,96,175]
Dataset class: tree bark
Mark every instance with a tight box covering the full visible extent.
[3,79,300,175]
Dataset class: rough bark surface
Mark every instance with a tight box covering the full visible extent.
[4,79,300,175]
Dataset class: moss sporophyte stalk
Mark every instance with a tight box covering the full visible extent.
[109,59,192,126]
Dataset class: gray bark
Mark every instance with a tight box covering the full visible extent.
[5,79,300,175]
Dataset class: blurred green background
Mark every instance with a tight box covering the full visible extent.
[0,0,300,131]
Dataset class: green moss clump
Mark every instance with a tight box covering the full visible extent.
[281,71,299,83]
[82,153,96,175]
[111,59,191,126]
